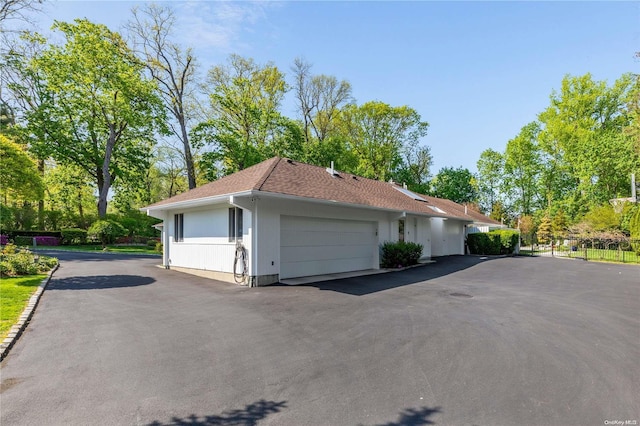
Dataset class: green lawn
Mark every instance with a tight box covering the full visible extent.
[34,245,160,255]
[0,275,46,339]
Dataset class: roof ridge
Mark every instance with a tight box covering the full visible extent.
[255,157,282,191]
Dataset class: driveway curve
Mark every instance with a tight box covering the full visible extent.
[1,252,638,425]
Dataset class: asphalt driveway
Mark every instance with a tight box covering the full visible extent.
[1,252,638,426]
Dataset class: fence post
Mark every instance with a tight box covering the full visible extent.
[583,244,587,261]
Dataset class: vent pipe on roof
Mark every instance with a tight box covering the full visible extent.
[403,182,408,189]
[465,205,468,214]
[632,173,637,202]
[326,161,338,177]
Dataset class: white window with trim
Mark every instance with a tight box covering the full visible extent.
[228,208,243,241]
[174,213,184,242]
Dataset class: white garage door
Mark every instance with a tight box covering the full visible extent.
[280,216,377,279]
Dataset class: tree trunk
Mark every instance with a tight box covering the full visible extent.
[97,128,116,218]
[179,115,197,189]
[77,189,84,227]
[37,159,45,229]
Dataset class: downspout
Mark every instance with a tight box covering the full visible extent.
[229,195,253,286]
[251,198,258,287]
[163,213,170,268]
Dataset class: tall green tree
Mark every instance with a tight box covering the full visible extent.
[538,73,638,210]
[335,101,429,181]
[0,134,43,202]
[126,3,200,189]
[476,148,504,214]
[393,142,432,194]
[195,54,301,178]
[42,162,96,229]
[8,20,165,217]
[503,122,542,216]
[430,166,477,204]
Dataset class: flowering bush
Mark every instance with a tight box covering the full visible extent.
[0,235,8,245]
[34,236,60,246]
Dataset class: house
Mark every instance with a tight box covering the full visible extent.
[464,209,506,235]
[143,157,491,286]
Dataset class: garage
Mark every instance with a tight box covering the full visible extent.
[280,215,378,279]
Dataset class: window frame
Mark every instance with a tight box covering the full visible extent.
[228,207,243,242]
[174,213,184,242]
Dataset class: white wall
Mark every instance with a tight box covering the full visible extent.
[165,205,252,274]
[159,195,466,279]
[445,219,465,255]
[254,198,394,277]
[431,218,445,256]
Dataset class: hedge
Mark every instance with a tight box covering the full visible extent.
[0,230,62,239]
[380,241,423,268]
[61,228,88,245]
[467,230,519,255]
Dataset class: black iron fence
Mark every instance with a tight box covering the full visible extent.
[524,235,640,264]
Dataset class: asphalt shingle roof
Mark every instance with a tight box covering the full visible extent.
[145,157,499,223]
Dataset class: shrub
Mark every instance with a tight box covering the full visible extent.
[88,220,127,247]
[0,234,8,245]
[147,239,159,247]
[61,228,87,245]
[494,230,519,254]
[0,245,58,277]
[155,242,163,253]
[380,241,423,268]
[14,236,34,247]
[107,211,160,238]
[34,236,60,246]
[467,233,501,255]
[467,230,520,255]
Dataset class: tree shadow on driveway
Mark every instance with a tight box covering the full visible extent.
[146,399,287,425]
[48,275,155,290]
[307,255,500,296]
[367,405,442,426]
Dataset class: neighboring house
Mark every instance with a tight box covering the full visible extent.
[464,209,507,235]
[143,157,494,286]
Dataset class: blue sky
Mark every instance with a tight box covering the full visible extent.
[26,1,640,175]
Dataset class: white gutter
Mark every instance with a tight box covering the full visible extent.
[143,188,473,222]
[255,191,457,219]
[142,190,256,216]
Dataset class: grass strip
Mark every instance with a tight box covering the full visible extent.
[1,275,46,339]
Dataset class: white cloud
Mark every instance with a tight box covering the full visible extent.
[174,1,275,54]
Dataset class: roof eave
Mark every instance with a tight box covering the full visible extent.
[142,190,256,216]
[256,191,461,219]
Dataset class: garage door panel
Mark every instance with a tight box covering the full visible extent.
[282,258,373,280]
[281,230,375,247]
[281,218,372,233]
[280,216,377,279]
[281,244,374,262]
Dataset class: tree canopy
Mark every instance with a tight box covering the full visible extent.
[8,19,165,217]
[0,134,43,201]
